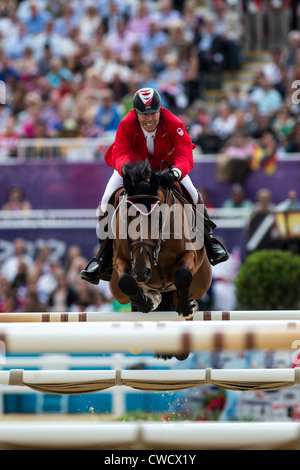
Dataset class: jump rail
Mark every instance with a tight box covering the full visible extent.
[3,368,300,394]
[0,422,299,450]
[0,320,299,353]
[1,310,300,322]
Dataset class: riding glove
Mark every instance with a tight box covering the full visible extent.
[159,170,179,188]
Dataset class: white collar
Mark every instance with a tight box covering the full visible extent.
[141,127,157,139]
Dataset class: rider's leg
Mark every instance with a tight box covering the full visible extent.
[180,175,229,265]
[80,170,123,285]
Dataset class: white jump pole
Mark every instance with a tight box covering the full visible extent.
[1,311,300,322]
[0,422,299,450]
[0,320,300,353]
[2,368,300,393]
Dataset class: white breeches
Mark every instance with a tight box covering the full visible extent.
[100,169,199,212]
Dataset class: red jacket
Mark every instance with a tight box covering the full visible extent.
[104,107,195,178]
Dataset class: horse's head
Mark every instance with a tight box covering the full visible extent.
[122,161,161,283]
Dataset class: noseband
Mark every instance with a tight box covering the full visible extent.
[126,194,162,267]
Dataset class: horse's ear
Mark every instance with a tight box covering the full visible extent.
[123,173,134,194]
[149,172,160,193]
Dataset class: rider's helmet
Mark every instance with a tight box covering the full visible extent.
[133,88,162,114]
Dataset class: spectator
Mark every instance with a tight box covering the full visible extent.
[15,46,38,79]
[211,99,237,144]
[262,47,287,98]
[196,17,225,74]
[286,30,300,73]
[243,0,264,51]
[105,18,137,62]
[150,0,181,32]
[139,20,168,63]
[78,3,101,43]
[252,188,275,214]
[271,103,296,143]
[102,0,129,35]
[2,185,32,211]
[222,183,253,209]
[150,43,168,76]
[53,4,79,37]
[176,40,200,105]
[211,245,241,310]
[22,287,48,312]
[39,88,62,136]
[18,92,43,137]
[94,45,131,84]
[284,122,300,153]
[0,115,20,157]
[0,288,20,313]
[182,0,204,39]
[126,1,151,35]
[216,131,255,183]
[250,130,279,174]
[3,21,34,59]
[266,0,291,50]
[249,73,283,116]
[246,188,276,254]
[0,53,21,83]
[94,89,121,132]
[48,267,78,312]
[158,53,189,110]
[33,19,76,60]
[23,2,52,36]
[86,289,113,312]
[89,23,107,60]
[212,0,243,68]
[65,244,83,272]
[1,238,34,284]
[45,57,64,87]
[227,85,249,111]
[0,105,11,134]
[69,282,95,312]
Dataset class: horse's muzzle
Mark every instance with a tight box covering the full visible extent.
[132,267,152,284]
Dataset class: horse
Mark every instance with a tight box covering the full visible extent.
[108,161,212,327]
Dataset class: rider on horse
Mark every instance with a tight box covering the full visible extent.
[81,87,228,285]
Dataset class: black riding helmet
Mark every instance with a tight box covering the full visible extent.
[133,88,162,114]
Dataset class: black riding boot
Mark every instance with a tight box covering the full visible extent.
[204,208,229,266]
[80,238,113,284]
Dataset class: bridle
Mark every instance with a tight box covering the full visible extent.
[125,193,163,267]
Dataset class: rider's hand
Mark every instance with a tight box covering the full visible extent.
[159,170,179,189]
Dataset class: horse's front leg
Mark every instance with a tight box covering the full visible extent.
[174,252,198,319]
[115,257,154,313]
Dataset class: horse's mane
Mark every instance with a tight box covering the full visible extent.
[122,160,160,203]
[123,161,152,185]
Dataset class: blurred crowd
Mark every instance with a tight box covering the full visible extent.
[0,0,299,161]
[0,237,117,314]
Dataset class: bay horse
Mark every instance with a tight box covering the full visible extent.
[109,161,212,322]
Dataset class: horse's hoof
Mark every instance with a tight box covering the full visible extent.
[154,352,174,360]
[134,295,154,313]
[174,352,190,361]
[177,299,198,319]
[145,290,162,311]
[154,352,190,361]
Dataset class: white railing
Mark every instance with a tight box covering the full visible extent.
[0,207,251,230]
[0,136,116,161]
[1,136,299,162]
[0,353,176,416]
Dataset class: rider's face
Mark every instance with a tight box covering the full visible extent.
[137,111,160,132]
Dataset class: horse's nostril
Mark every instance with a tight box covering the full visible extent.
[133,268,152,283]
